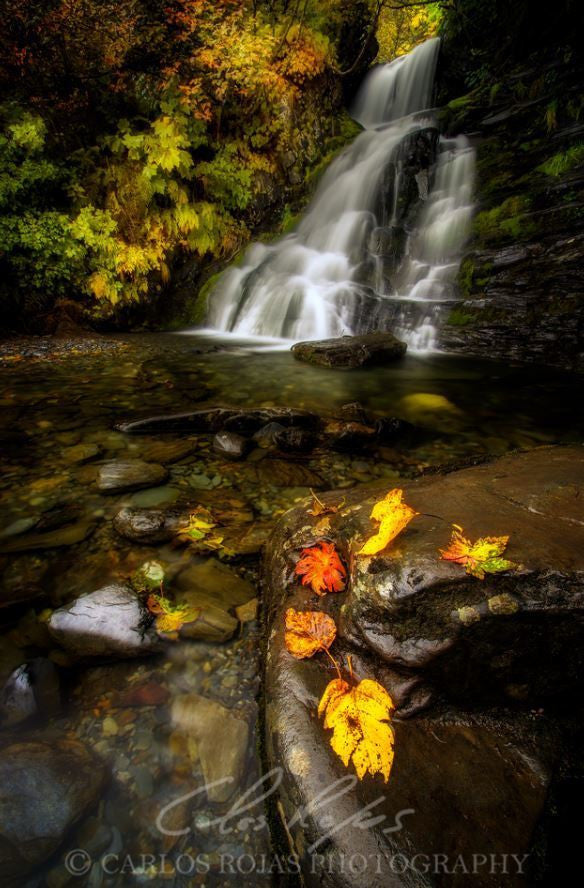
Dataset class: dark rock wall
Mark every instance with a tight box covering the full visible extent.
[436,48,584,370]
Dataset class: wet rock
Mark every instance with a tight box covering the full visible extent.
[62,443,101,464]
[323,419,377,451]
[375,415,417,444]
[256,459,325,488]
[0,556,48,610]
[266,446,584,706]
[171,694,249,803]
[220,520,274,556]
[291,332,407,368]
[213,431,252,461]
[179,607,238,643]
[34,502,83,532]
[129,485,181,507]
[0,520,96,554]
[235,598,258,623]
[0,658,60,728]
[260,446,584,887]
[176,559,256,610]
[97,460,168,494]
[337,401,373,424]
[117,406,321,436]
[113,506,184,544]
[0,739,105,882]
[253,422,286,449]
[47,584,160,658]
[120,681,170,707]
[140,439,195,464]
[274,426,317,453]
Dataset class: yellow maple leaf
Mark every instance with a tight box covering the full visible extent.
[318,677,395,782]
[358,488,418,556]
[439,524,518,580]
[284,607,336,659]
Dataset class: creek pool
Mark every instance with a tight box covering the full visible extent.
[0,333,582,887]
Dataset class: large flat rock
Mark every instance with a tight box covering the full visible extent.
[292,333,407,368]
[262,446,584,886]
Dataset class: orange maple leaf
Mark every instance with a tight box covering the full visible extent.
[284,607,337,659]
[358,488,418,556]
[294,541,346,596]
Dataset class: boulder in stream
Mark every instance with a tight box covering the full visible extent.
[292,332,407,368]
[47,583,160,658]
[97,460,168,493]
[262,445,584,887]
[0,739,105,883]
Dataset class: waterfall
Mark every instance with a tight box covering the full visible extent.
[201,37,475,352]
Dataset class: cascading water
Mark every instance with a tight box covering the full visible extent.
[201,37,475,352]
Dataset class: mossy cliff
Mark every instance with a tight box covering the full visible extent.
[435,4,584,370]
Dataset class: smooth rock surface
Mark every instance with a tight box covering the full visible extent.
[171,694,249,802]
[0,739,105,882]
[292,333,407,368]
[97,460,168,493]
[47,584,160,658]
[117,406,321,436]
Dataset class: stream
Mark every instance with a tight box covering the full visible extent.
[1,332,583,886]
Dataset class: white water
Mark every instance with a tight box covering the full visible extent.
[200,38,474,352]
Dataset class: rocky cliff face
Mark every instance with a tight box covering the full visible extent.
[437,53,584,370]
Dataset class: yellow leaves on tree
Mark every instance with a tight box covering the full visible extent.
[295,541,346,596]
[284,607,336,659]
[146,593,201,636]
[318,678,396,782]
[439,525,518,580]
[358,488,418,556]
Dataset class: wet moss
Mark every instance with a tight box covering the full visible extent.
[446,307,476,327]
[537,143,584,177]
[473,196,536,245]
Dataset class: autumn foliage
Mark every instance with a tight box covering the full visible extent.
[318,677,396,782]
[295,541,347,596]
[284,607,337,659]
[439,525,518,579]
[358,488,418,556]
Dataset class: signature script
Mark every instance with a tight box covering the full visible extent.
[156,768,414,853]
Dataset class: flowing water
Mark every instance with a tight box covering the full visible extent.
[204,38,475,351]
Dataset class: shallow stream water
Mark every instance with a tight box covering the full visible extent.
[1,333,583,887]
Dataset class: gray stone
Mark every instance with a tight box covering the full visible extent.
[97,460,168,494]
[213,431,252,461]
[47,584,160,658]
[0,658,60,728]
[292,332,407,368]
[0,740,105,882]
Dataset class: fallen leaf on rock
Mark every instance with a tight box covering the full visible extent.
[177,506,228,553]
[358,488,418,556]
[439,525,518,580]
[318,678,395,781]
[308,490,345,517]
[295,541,346,595]
[284,607,337,659]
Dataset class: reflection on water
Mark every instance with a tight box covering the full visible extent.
[0,333,582,887]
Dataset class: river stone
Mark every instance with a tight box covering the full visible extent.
[0,739,105,882]
[179,606,238,643]
[256,459,325,488]
[140,439,195,464]
[113,506,184,544]
[0,658,60,728]
[62,442,101,464]
[261,446,584,886]
[97,460,168,493]
[47,584,159,658]
[117,406,321,436]
[0,520,96,554]
[176,559,256,610]
[171,694,249,802]
[213,431,252,460]
[291,332,407,368]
